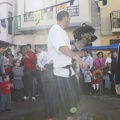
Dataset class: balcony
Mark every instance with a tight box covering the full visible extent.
[110,11,120,32]
[24,5,79,22]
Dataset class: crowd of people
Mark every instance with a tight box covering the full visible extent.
[80,50,118,95]
[0,44,49,112]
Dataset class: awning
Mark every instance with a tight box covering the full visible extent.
[82,44,119,51]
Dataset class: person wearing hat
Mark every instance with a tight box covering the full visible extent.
[46,10,88,120]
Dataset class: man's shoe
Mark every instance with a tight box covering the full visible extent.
[108,71,111,74]
[24,96,29,100]
[32,97,36,100]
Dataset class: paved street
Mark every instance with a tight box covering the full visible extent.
[1,94,120,120]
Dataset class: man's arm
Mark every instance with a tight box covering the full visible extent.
[37,56,44,69]
[59,45,87,68]
[71,44,76,50]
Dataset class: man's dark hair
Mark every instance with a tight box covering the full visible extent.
[57,10,69,21]
[26,44,32,48]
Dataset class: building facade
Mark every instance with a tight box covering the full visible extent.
[0,0,14,43]
[99,0,120,55]
[13,0,95,53]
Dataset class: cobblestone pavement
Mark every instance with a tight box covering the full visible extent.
[0,95,120,120]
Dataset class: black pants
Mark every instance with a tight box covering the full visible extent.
[84,82,92,94]
[44,75,80,119]
[109,71,116,94]
[14,89,23,101]
[35,70,42,95]
[23,70,37,97]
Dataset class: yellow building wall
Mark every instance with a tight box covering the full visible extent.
[100,0,120,35]
[101,35,120,57]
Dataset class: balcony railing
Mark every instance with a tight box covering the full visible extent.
[110,11,120,32]
[24,5,79,22]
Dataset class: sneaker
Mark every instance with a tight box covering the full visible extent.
[108,71,111,74]
[24,96,29,100]
[32,97,36,100]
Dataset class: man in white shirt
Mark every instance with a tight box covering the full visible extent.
[35,46,48,96]
[81,50,93,79]
[46,10,87,120]
[36,46,48,70]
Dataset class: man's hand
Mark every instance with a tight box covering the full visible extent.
[115,84,120,95]
[74,55,87,69]
[23,54,29,59]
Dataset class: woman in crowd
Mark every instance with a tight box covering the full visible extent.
[110,51,118,94]
[5,48,14,67]
[5,49,14,80]
[93,52,106,70]
[93,52,106,92]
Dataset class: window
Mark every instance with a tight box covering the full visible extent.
[8,12,12,35]
[110,39,120,45]
[20,45,26,55]
[56,0,79,16]
[24,0,44,21]
[35,44,47,53]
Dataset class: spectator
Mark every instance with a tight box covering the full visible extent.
[82,50,93,70]
[0,48,6,76]
[36,46,47,71]
[5,48,14,67]
[16,51,24,66]
[93,52,106,70]
[12,59,24,102]
[81,50,93,79]
[83,65,92,95]
[0,74,13,112]
[22,44,37,100]
[93,52,106,92]
[3,52,12,76]
[16,51,23,61]
[105,52,112,74]
[35,46,48,96]
[110,51,118,94]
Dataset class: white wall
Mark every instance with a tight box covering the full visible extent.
[0,0,13,4]
[16,0,92,30]
[0,1,13,42]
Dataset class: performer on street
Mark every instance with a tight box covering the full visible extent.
[46,10,88,120]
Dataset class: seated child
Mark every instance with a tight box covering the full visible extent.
[92,69,102,92]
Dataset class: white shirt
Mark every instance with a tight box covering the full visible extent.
[48,24,75,77]
[81,54,93,74]
[105,57,112,64]
[84,70,92,83]
[82,54,93,69]
[37,51,48,69]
